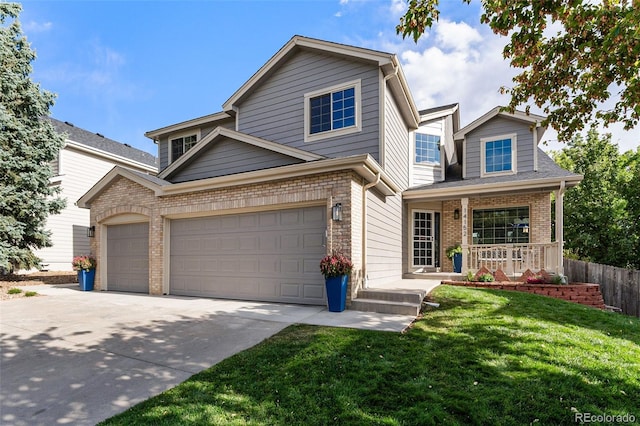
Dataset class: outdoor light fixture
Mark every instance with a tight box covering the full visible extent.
[87,226,95,238]
[332,203,343,221]
[454,209,460,220]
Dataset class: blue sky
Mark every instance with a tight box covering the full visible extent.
[18,0,639,156]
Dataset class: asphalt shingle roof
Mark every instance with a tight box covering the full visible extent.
[47,117,157,168]
[406,148,580,192]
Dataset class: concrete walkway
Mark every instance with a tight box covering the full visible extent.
[0,280,440,426]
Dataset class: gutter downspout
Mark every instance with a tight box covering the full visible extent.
[556,180,566,274]
[362,173,381,289]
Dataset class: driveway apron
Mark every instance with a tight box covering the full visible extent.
[0,285,326,426]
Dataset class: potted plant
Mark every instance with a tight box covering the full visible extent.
[446,244,463,273]
[72,255,97,291]
[319,251,353,312]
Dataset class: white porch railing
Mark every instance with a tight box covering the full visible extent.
[463,243,560,276]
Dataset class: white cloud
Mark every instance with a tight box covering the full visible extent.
[400,19,516,123]
[23,20,53,33]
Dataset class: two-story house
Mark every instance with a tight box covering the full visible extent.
[36,118,157,271]
[78,36,581,307]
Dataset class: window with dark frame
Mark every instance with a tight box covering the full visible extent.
[472,207,530,245]
[170,134,198,163]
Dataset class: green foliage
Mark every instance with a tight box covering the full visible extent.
[101,286,640,425]
[477,273,494,282]
[7,287,22,294]
[445,243,462,259]
[465,270,475,281]
[396,1,639,142]
[0,3,65,272]
[24,290,37,297]
[552,130,639,269]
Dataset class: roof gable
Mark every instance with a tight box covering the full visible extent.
[222,35,419,128]
[454,107,546,140]
[158,127,325,180]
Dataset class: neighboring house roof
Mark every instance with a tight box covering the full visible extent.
[454,107,547,141]
[222,35,420,129]
[404,149,582,200]
[158,127,325,180]
[48,117,157,170]
[78,153,399,209]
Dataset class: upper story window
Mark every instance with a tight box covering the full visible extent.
[170,134,198,163]
[304,80,361,142]
[415,133,440,164]
[481,133,517,177]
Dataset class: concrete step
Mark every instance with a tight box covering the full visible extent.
[357,288,426,304]
[350,298,421,316]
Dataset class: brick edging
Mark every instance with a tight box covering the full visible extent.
[442,280,606,310]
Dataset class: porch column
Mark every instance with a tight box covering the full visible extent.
[555,182,566,274]
[461,197,469,274]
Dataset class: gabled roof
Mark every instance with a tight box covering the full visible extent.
[454,107,546,140]
[222,35,420,128]
[47,117,157,170]
[404,149,582,200]
[144,111,233,141]
[158,127,326,180]
[419,103,459,121]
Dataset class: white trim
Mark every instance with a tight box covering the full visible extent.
[168,129,201,165]
[480,133,517,178]
[159,127,325,180]
[533,126,539,171]
[303,80,362,143]
[454,106,545,139]
[163,217,170,295]
[144,111,231,140]
[410,209,436,268]
[462,137,467,179]
[402,174,583,200]
[413,132,442,166]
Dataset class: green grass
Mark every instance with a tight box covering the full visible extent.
[101,286,640,425]
[24,291,37,297]
[7,288,22,294]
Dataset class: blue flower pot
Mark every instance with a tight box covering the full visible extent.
[453,253,462,273]
[325,275,348,312]
[78,269,95,291]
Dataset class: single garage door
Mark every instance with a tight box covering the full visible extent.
[107,222,149,293]
[170,206,326,305]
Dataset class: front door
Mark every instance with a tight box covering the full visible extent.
[412,210,439,268]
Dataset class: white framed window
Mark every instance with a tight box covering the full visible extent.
[304,80,361,142]
[415,133,440,164]
[481,133,517,177]
[472,206,529,244]
[169,133,198,164]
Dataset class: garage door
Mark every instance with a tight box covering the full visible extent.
[106,222,149,293]
[170,206,326,305]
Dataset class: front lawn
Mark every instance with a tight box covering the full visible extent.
[101,285,640,425]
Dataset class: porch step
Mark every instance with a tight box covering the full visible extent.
[351,288,426,316]
[404,272,463,281]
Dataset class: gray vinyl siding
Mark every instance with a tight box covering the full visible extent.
[464,116,536,178]
[158,119,235,171]
[169,137,304,183]
[366,191,403,285]
[237,50,380,160]
[383,88,410,189]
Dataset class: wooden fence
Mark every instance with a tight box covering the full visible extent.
[564,259,640,317]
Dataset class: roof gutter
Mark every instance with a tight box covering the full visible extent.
[403,175,583,200]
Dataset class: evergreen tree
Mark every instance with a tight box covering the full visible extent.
[0,3,65,272]
[553,130,639,269]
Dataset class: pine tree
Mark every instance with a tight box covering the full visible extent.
[0,3,65,272]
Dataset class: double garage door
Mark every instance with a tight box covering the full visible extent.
[169,206,327,305]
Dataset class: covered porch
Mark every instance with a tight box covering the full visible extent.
[404,177,580,278]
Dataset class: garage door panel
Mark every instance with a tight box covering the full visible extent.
[170,206,326,305]
[107,223,149,293]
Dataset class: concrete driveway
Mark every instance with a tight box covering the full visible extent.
[0,284,423,426]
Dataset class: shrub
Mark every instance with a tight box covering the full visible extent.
[7,288,22,294]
